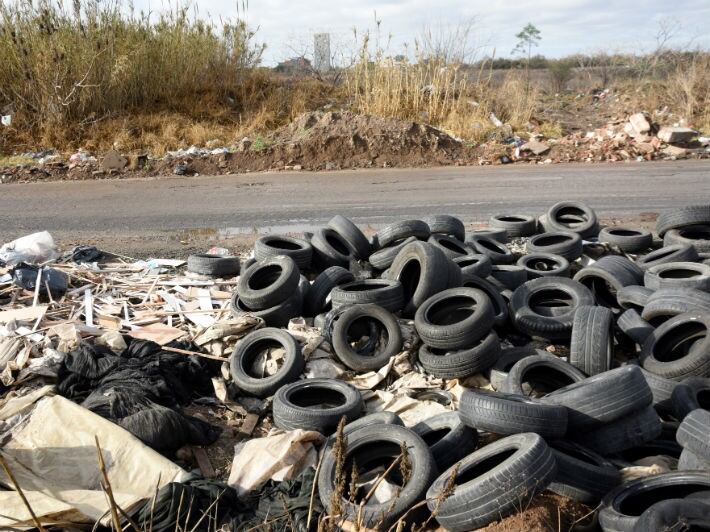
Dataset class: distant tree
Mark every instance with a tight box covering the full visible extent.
[549,58,574,92]
[512,23,541,90]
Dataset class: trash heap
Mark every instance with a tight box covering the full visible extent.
[1,204,710,531]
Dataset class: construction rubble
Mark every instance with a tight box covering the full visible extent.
[1,205,710,531]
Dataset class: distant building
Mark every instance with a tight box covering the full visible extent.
[275,57,312,74]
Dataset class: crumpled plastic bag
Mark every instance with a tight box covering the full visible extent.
[0,231,58,266]
[12,263,68,299]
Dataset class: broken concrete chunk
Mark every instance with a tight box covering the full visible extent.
[629,113,651,135]
[662,145,688,158]
[101,150,128,172]
[657,126,698,144]
[521,139,551,155]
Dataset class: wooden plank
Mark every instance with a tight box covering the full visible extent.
[238,413,260,438]
[191,447,216,478]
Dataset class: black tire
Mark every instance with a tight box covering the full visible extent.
[469,227,508,243]
[187,253,240,277]
[672,377,710,420]
[489,214,537,238]
[637,244,700,270]
[412,412,478,471]
[542,201,599,239]
[526,232,584,261]
[461,275,509,327]
[644,261,710,291]
[664,224,710,253]
[273,378,363,433]
[468,235,515,264]
[331,304,403,372]
[427,233,473,259]
[237,255,300,309]
[426,433,557,532]
[414,287,495,350]
[572,406,661,456]
[368,236,416,270]
[303,266,354,316]
[600,471,710,532]
[598,226,653,253]
[573,255,644,309]
[490,265,528,290]
[640,312,710,380]
[376,219,430,247]
[510,277,595,340]
[327,215,370,259]
[502,353,586,397]
[642,287,710,326]
[570,305,614,376]
[548,440,621,504]
[311,227,355,268]
[418,330,501,379]
[229,328,304,398]
[330,279,404,313]
[387,241,451,317]
[678,448,710,470]
[231,289,302,328]
[455,253,493,280]
[639,368,679,414]
[656,205,710,237]
[541,366,653,431]
[488,346,548,391]
[458,388,568,438]
[633,499,710,532]
[318,423,435,529]
[424,214,466,241]
[617,285,653,312]
[614,438,683,464]
[517,253,570,279]
[618,309,655,345]
[253,235,312,270]
[677,408,710,459]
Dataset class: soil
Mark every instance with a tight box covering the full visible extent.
[481,493,594,532]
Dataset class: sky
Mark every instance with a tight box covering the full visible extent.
[140,0,710,65]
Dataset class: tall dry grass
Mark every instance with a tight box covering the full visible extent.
[344,28,539,142]
[0,0,263,150]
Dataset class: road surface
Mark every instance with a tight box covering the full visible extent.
[1,160,707,256]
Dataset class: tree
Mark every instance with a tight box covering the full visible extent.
[512,23,541,91]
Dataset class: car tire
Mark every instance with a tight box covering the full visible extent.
[598,226,653,253]
[254,235,313,269]
[331,279,404,313]
[502,353,586,397]
[412,411,478,470]
[570,305,614,375]
[418,330,501,379]
[187,253,240,277]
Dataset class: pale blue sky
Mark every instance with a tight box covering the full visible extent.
[139,0,710,65]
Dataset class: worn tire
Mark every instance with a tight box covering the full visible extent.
[490,265,528,290]
[331,279,404,313]
[617,285,653,312]
[489,214,537,238]
[664,224,710,253]
[618,309,655,346]
[427,234,473,259]
[644,261,710,291]
[376,219,430,247]
[542,201,599,239]
[468,235,515,264]
[303,266,354,316]
[469,227,508,243]
[517,253,570,279]
[640,368,678,414]
[656,205,710,237]
[331,304,403,372]
[413,412,478,471]
[640,312,710,380]
[318,423,435,529]
[229,328,304,398]
[677,408,710,459]
[273,378,363,433]
[231,288,302,328]
[637,244,700,270]
[253,235,312,270]
[599,471,710,532]
[541,366,653,431]
[672,377,710,420]
[548,440,621,504]
[642,287,710,326]
[461,275,509,327]
[678,448,710,471]
[414,287,495,350]
[237,255,300,309]
[488,346,548,391]
[527,232,584,261]
[574,255,644,308]
[311,227,355,268]
[510,277,595,340]
[570,305,614,375]
[633,499,710,532]
[598,226,653,253]
[459,389,568,438]
[424,214,466,242]
[187,253,240,277]
[368,236,417,270]
[326,215,370,259]
[502,353,586,397]
[572,406,661,456]
[455,253,493,280]
[426,433,557,532]
[418,330,501,379]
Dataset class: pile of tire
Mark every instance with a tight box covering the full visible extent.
[222,205,710,531]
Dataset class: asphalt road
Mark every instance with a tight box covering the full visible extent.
[1,160,708,256]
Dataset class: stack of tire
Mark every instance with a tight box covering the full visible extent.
[223,205,710,531]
